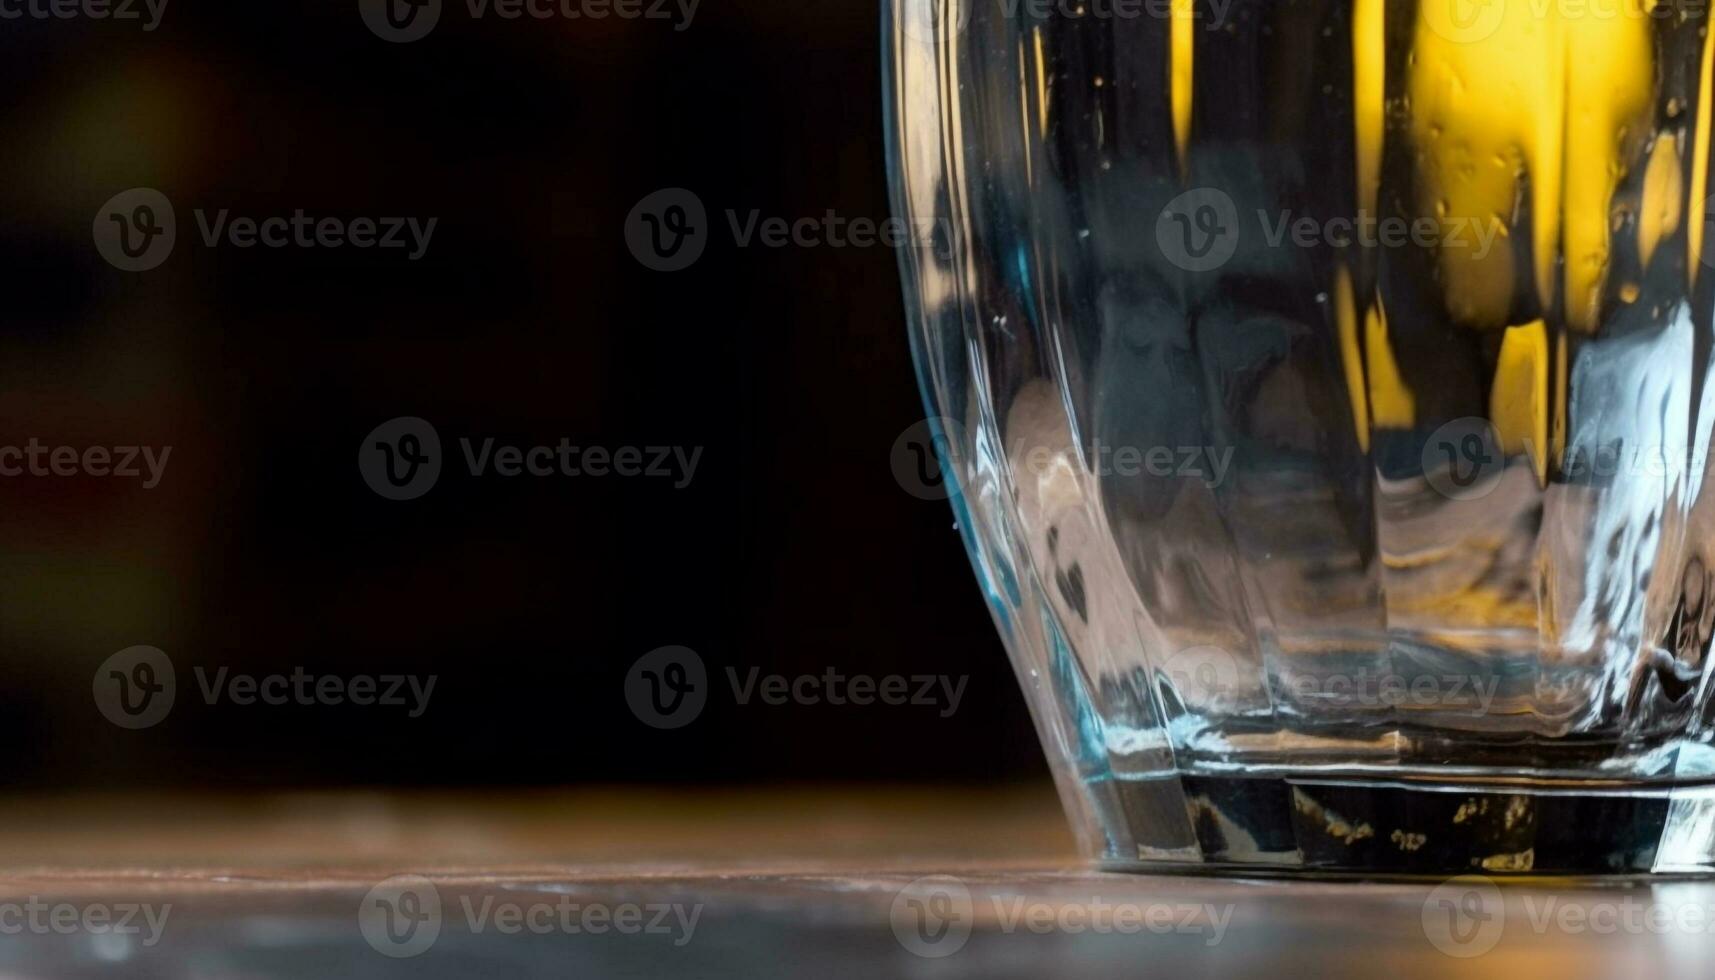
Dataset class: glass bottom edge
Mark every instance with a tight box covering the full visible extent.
[1086,773,1715,877]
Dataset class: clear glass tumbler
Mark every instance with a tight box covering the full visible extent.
[887,0,1715,874]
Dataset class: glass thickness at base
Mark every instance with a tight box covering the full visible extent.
[1086,774,1715,876]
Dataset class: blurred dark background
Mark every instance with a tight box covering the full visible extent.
[0,1,1046,788]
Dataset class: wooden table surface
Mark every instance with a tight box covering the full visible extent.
[0,786,1706,978]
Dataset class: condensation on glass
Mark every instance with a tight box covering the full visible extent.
[888,0,1715,873]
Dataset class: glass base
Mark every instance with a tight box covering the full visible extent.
[1089,774,1715,877]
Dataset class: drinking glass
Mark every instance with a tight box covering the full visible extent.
[887,0,1715,874]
